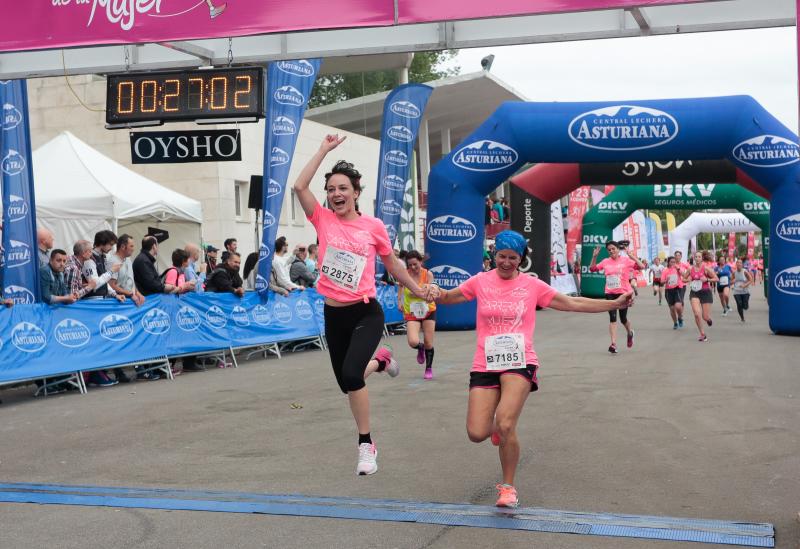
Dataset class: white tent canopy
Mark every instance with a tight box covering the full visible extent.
[670,212,760,258]
[32,131,203,268]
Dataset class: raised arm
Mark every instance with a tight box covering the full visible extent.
[293,134,347,218]
[548,291,633,313]
[589,246,602,272]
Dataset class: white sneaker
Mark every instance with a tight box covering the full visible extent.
[356,442,378,475]
[374,346,399,378]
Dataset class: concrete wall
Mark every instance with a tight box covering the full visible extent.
[26,75,381,263]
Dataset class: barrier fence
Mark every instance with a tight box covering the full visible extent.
[0,286,403,386]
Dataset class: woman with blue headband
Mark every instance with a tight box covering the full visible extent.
[436,230,632,508]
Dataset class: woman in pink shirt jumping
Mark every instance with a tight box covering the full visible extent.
[436,230,632,508]
[589,240,645,354]
[294,134,433,476]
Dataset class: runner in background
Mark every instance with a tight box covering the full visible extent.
[590,240,644,354]
[732,259,753,322]
[674,250,690,306]
[702,250,716,293]
[661,256,684,329]
[293,134,435,476]
[650,257,665,306]
[714,256,733,316]
[435,230,633,509]
[685,251,718,342]
[397,250,437,380]
[756,253,765,284]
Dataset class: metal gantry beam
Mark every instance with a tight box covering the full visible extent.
[0,0,793,79]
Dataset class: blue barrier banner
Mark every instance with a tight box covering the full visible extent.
[0,287,402,384]
[374,84,432,275]
[256,59,321,295]
[1,79,40,304]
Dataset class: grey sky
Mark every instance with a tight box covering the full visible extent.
[451,27,798,133]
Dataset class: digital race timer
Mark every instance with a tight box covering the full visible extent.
[106,66,264,126]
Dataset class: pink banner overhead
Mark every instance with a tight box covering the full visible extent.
[0,0,394,52]
[2,0,711,53]
[398,0,712,24]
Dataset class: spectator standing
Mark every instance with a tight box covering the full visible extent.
[290,245,316,287]
[184,243,206,293]
[492,198,505,222]
[37,227,55,269]
[205,245,219,275]
[501,198,510,222]
[206,252,245,296]
[272,236,303,292]
[306,243,320,279]
[108,234,145,306]
[164,249,203,373]
[84,230,125,302]
[221,238,238,263]
[64,241,98,300]
[133,236,184,297]
[485,198,493,226]
[243,252,259,291]
[39,249,77,305]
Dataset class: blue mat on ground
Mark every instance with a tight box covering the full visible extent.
[0,482,774,547]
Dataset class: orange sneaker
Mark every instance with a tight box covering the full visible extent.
[495,484,519,508]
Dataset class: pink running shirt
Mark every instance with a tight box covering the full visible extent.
[308,202,393,302]
[590,256,636,294]
[164,268,185,287]
[459,271,557,373]
[661,267,681,289]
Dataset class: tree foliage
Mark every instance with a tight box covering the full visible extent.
[308,51,460,108]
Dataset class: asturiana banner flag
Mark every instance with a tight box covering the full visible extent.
[1,79,40,304]
[375,83,432,275]
[256,59,321,297]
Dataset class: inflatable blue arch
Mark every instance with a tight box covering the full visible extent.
[425,96,800,335]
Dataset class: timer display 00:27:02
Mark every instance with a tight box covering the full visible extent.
[106,67,264,125]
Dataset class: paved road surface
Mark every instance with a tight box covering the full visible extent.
[1,289,797,548]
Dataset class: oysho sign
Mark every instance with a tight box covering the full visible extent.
[733,135,800,168]
[452,140,518,172]
[130,130,241,164]
[568,105,679,151]
[427,215,477,244]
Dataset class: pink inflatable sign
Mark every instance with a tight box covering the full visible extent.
[1,0,709,53]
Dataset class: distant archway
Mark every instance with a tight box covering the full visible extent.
[580,184,769,297]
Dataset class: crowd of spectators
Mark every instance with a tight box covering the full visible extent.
[20,227,323,391]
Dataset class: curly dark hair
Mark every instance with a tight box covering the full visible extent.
[324,160,363,211]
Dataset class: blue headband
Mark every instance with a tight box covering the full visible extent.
[494,230,527,257]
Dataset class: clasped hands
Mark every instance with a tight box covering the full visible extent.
[416,283,441,302]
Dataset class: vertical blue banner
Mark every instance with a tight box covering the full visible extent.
[645,217,658,261]
[375,83,433,275]
[256,59,321,296]
[1,79,40,304]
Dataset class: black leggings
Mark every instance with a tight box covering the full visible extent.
[733,294,750,320]
[324,299,385,394]
[605,293,628,324]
